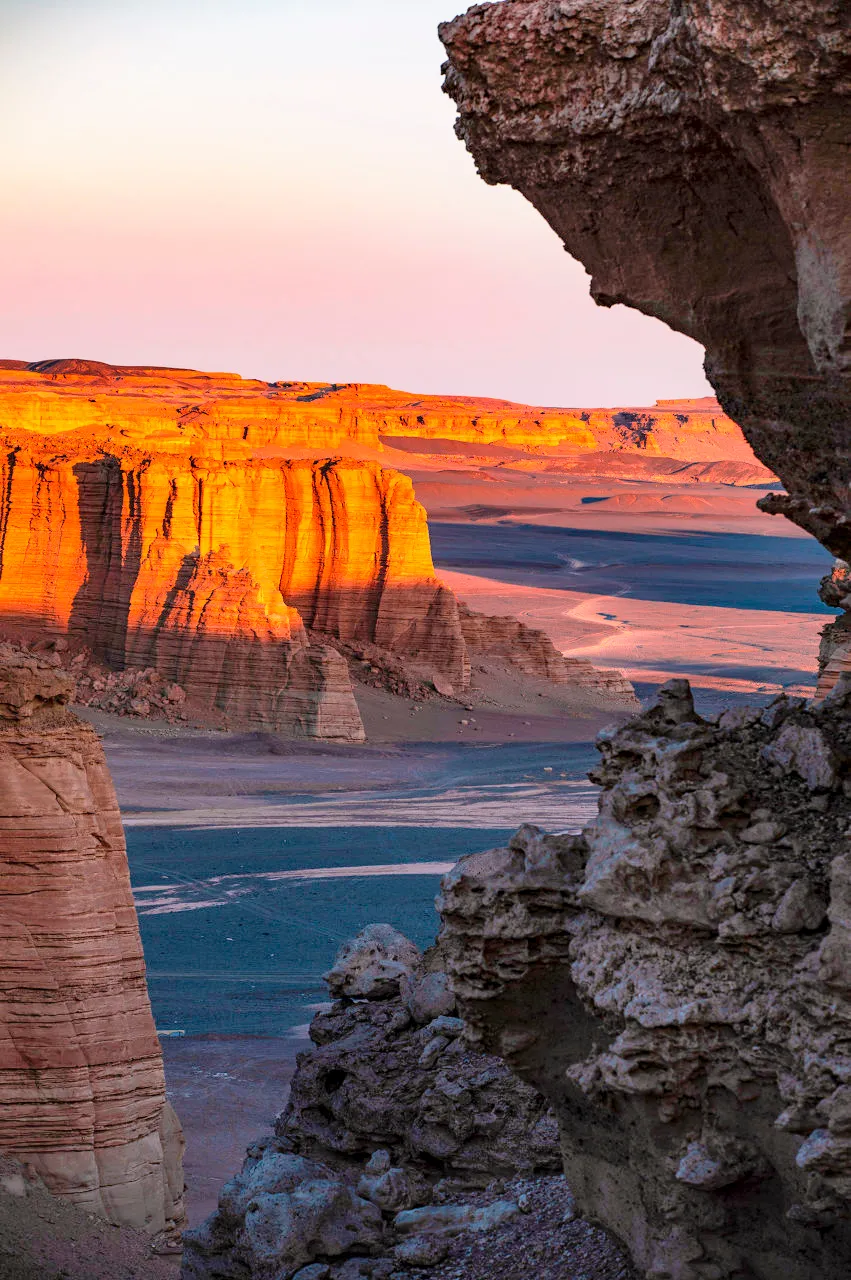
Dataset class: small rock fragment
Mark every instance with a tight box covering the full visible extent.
[394,1235,451,1268]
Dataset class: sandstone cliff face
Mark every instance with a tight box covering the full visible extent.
[439,681,851,1279]
[0,363,641,733]
[0,364,764,471]
[0,648,185,1236]
[458,603,636,701]
[440,0,849,677]
[0,446,469,734]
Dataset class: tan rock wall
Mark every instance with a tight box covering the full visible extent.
[0,364,761,464]
[0,650,184,1235]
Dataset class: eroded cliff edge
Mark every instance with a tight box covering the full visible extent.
[441,0,850,686]
[0,647,185,1238]
[436,3,851,1275]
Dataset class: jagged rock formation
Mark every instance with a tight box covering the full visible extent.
[437,12,851,1271]
[182,934,565,1280]
[277,995,560,1182]
[438,680,851,1279]
[440,0,850,677]
[0,648,185,1238]
[0,362,638,734]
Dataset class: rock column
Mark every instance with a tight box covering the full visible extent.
[0,649,185,1235]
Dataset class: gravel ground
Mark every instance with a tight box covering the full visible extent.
[0,1155,179,1280]
[396,1175,635,1280]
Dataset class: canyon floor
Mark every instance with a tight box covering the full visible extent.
[87,477,834,1230]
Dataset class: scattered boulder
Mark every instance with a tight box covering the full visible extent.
[241,1182,382,1274]
[324,925,422,1001]
[393,1234,450,1268]
[393,1201,519,1238]
[357,1159,429,1215]
[400,970,456,1024]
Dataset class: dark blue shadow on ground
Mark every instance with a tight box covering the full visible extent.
[429,522,835,615]
[128,826,513,1037]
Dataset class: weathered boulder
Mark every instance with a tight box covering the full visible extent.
[438,680,851,1278]
[276,991,561,1179]
[356,1152,428,1215]
[182,1141,383,1280]
[400,969,457,1024]
[324,925,422,1001]
[393,1200,519,1238]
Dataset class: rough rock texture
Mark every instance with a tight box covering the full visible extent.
[276,995,560,1180]
[324,925,423,1002]
[182,937,570,1280]
[438,679,851,1278]
[440,0,850,678]
[0,649,185,1236]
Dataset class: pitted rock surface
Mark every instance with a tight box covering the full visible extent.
[324,925,423,1002]
[440,0,851,689]
[276,991,560,1180]
[183,944,575,1278]
[437,679,851,1277]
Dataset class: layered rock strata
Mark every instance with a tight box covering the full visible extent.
[0,447,467,734]
[0,363,639,733]
[438,680,851,1279]
[0,648,185,1236]
[440,0,850,680]
[458,604,636,699]
[0,362,767,466]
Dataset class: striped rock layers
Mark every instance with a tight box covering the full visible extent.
[0,450,467,737]
[0,648,185,1235]
[0,361,766,466]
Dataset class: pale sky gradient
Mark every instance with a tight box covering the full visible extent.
[0,0,712,405]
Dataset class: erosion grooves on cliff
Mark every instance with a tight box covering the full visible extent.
[0,361,644,734]
[0,649,185,1235]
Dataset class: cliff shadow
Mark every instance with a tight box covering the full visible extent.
[429,521,836,615]
[69,459,144,666]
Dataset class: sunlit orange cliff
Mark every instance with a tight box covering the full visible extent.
[0,358,766,735]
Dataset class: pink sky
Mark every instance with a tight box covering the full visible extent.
[0,0,712,406]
